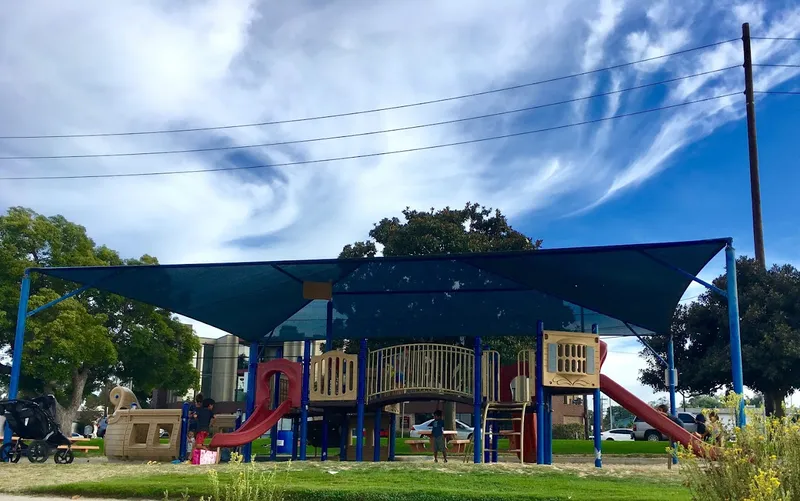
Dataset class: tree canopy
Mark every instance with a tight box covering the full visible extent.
[336,203,575,359]
[0,207,200,426]
[639,257,800,416]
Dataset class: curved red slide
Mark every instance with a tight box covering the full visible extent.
[598,341,716,458]
[209,359,302,449]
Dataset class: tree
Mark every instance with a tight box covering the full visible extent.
[687,394,722,410]
[603,405,634,429]
[338,203,575,430]
[0,207,200,428]
[639,257,800,417]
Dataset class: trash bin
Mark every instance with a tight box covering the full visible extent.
[277,430,293,455]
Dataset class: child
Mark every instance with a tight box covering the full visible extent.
[431,410,447,463]
[194,398,216,449]
[694,412,709,441]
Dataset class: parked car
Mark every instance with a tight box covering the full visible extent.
[632,412,697,441]
[600,428,634,441]
[410,419,473,440]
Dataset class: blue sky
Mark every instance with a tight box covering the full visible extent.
[0,0,799,402]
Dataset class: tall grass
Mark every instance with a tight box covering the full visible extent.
[164,453,287,501]
[677,396,799,501]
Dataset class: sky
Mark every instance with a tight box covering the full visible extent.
[0,0,799,406]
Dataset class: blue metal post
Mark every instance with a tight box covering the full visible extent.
[491,421,499,463]
[4,273,30,445]
[242,341,260,462]
[473,336,483,464]
[356,339,367,461]
[592,323,602,468]
[299,339,311,460]
[667,334,679,464]
[179,402,190,461]
[291,418,299,460]
[726,243,747,427]
[340,413,349,461]
[593,388,602,468]
[270,346,283,460]
[321,301,333,462]
[535,320,545,465]
[484,421,491,464]
[373,409,382,462]
[388,413,397,461]
[544,392,553,464]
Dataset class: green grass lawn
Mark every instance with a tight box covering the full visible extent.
[78,437,669,458]
[26,462,689,501]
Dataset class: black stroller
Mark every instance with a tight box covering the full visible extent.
[0,395,74,464]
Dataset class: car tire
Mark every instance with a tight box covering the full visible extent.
[645,431,662,442]
[605,438,614,441]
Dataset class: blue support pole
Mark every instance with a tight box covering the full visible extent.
[667,334,679,464]
[544,392,553,465]
[321,301,333,462]
[373,409,382,462]
[593,388,602,468]
[592,323,602,468]
[179,402,190,461]
[388,412,397,461]
[535,320,545,465]
[340,413,349,461]
[484,421,491,464]
[726,243,747,427]
[242,341,260,462]
[270,346,284,460]
[473,336,483,464]
[356,339,367,462]
[299,339,311,460]
[291,418,299,460]
[4,273,30,445]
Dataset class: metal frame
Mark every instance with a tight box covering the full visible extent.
[535,320,545,465]
[473,336,483,464]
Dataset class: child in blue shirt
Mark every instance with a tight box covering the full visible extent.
[431,410,447,463]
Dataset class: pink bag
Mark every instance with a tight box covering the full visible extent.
[192,448,218,465]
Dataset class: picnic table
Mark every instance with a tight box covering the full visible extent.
[411,430,466,452]
[10,435,99,453]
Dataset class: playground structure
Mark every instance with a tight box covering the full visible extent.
[3,238,745,466]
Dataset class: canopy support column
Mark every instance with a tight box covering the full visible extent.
[535,320,545,465]
[473,336,483,464]
[270,346,284,460]
[356,338,367,462]
[388,412,397,461]
[373,408,382,462]
[592,323,602,468]
[299,339,311,460]
[321,301,334,462]
[242,341,260,462]
[667,334,678,464]
[726,243,746,426]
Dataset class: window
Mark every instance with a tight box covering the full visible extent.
[679,413,696,424]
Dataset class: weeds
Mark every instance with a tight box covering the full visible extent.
[677,395,799,500]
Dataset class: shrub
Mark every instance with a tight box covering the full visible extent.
[552,423,584,439]
[677,396,799,501]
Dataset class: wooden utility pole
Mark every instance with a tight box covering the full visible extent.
[742,22,766,269]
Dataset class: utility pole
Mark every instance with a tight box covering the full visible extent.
[742,22,766,269]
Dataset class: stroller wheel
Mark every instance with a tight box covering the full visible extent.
[27,440,49,463]
[54,449,74,464]
[1,442,21,463]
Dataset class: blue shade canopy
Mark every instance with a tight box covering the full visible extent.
[30,238,728,343]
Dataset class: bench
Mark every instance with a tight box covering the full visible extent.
[406,440,428,452]
[448,439,471,453]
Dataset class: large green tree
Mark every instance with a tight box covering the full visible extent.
[0,207,200,427]
[338,203,575,427]
[639,257,800,417]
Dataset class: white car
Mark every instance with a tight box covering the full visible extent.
[410,419,474,440]
[600,428,634,441]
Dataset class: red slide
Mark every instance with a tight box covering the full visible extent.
[209,359,301,449]
[598,341,716,458]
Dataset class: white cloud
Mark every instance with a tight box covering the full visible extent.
[0,0,798,346]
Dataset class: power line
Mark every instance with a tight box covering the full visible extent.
[755,90,800,95]
[751,36,800,41]
[0,92,741,181]
[753,63,800,68]
[0,67,740,161]
[0,38,741,140]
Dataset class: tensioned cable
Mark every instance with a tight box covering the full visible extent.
[0,92,740,181]
[0,67,740,161]
[0,38,741,140]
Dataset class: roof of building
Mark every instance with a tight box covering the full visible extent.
[31,238,728,343]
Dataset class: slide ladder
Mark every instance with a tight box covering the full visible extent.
[481,401,528,463]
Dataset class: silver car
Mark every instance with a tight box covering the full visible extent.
[632,412,697,441]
